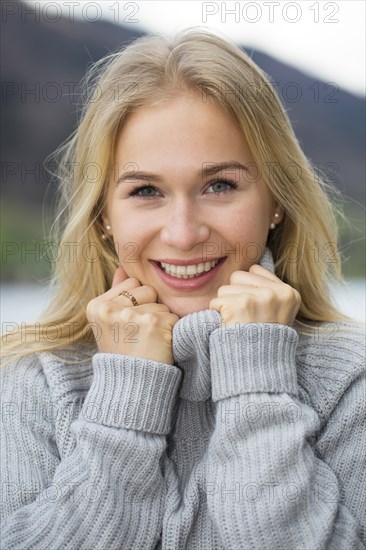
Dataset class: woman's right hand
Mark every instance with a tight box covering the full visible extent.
[86,266,180,365]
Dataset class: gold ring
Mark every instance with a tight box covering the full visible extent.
[118,290,138,307]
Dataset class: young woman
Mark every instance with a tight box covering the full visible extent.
[1,28,365,549]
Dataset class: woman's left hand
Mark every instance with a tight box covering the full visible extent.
[209,264,301,326]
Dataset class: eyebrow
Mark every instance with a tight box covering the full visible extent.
[115,161,249,186]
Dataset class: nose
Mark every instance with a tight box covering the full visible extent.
[160,198,210,251]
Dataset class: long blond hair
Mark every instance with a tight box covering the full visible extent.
[1,27,361,368]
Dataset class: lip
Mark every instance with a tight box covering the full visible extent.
[149,257,227,291]
[153,257,225,266]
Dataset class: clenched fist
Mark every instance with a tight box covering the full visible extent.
[86,266,180,365]
[209,264,301,326]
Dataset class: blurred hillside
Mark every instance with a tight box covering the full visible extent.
[1,0,365,281]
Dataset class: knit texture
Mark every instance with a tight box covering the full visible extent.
[1,248,365,549]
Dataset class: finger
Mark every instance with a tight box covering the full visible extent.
[248,264,282,282]
[111,266,129,288]
[95,275,142,303]
[135,311,181,326]
[113,306,179,324]
[217,284,272,296]
[137,311,180,326]
[230,270,282,287]
[113,284,158,306]
[103,308,179,325]
[116,302,170,313]
[209,288,261,309]
[164,312,181,327]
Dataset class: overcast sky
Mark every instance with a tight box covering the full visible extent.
[24,0,365,96]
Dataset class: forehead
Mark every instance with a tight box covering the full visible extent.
[114,92,251,169]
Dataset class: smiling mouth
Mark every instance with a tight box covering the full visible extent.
[152,257,227,279]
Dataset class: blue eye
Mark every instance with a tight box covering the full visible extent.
[128,179,238,200]
[207,180,238,194]
[129,185,162,199]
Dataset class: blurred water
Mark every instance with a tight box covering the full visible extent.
[1,280,365,326]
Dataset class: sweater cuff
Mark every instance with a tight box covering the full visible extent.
[209,323,299,401]
[82,353,182,434]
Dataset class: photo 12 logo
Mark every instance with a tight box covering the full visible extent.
[202,2,340,24]
[1,2,140,25]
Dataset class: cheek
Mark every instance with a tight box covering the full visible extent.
[226,204,269,241]
[111,209,156,259]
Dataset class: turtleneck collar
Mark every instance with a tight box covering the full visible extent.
[46,247,275,403]
[172,246,275,401]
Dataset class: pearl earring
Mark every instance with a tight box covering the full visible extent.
[270,212,281,230]
[101,224,112,241]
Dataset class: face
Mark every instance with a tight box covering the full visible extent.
[103,90,282,318]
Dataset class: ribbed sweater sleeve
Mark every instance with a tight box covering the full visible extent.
[1,352,182,550]
[207,323,366,550]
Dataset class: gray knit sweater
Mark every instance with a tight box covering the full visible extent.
[1,248,365,549]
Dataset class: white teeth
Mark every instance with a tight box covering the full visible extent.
[186,265,196,276]
[160,258,223,278]
[176,265,188,276]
